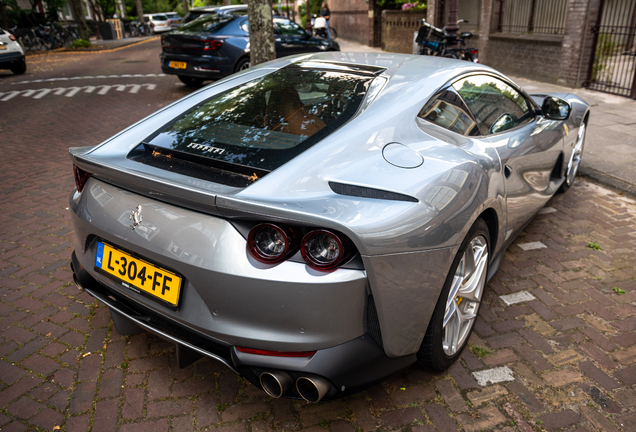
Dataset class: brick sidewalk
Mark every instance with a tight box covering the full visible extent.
[1,47,636,432]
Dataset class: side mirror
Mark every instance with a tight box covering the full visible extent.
[542,96,571,120]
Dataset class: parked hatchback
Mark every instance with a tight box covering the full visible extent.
[0,27,26,75]
[145,14,172,33]
[160,14,339,87]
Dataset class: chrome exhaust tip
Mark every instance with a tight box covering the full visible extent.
[260,371,293,398]
[296,376,331,403]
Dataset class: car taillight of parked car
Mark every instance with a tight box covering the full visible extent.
[247,224,354,270]
[9,34,17,41]
[73,164,92,193]
[203,39,223,51]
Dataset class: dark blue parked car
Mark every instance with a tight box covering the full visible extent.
[160,14,340,87]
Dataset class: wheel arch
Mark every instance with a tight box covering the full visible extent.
[234,54,250,73]
[478,207,499,259]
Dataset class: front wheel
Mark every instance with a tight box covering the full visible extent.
[558,120,586,193]
[418,218,490,371]
[329,27,337,40]
[177,75,204,88]
[442,51,459,59]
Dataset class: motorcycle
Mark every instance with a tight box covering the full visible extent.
[415,19,478,62]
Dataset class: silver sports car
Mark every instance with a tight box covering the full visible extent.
[69,53,589,402]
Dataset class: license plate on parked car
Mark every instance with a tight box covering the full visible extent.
[95,242,182,307]
[0,45,6,50]
[169,61,187,69]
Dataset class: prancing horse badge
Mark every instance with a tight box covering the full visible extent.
[129,205,143,231]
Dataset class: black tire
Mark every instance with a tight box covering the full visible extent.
[234,57,251,73]
[558,119,587,194]
[329,27,337,40]
[177,75,204,88]
[417,218,490,371]
[10,60,27,75]
[443,51,459,59]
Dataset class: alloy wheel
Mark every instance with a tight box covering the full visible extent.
[442,235,488,356]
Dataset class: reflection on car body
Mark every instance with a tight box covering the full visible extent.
[69,53,589,402]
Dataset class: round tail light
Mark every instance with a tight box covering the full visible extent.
[301,230,349,270]
[247,223,297,264]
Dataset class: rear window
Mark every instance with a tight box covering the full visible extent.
[143,66,374,177]
[180,14,230,32]
[182,10,214,24]
[153,15,168,21]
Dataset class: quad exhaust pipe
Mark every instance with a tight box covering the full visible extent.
[260,371,293,398]
[296,376,331,403]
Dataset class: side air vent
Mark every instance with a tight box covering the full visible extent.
[365,295,383,347]
[329,182,418,203]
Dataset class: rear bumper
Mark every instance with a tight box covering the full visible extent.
[0,51,25,69]
[71,251,415,400]
[160,52,234,79]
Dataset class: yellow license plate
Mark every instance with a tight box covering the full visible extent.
[95,242,182,307]
[0,45,6,50]
[169,61,187,69]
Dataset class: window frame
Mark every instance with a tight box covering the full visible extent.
[418,71,540,138]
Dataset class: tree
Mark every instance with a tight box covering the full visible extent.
[68,0,90,40]
[246,0,275,66]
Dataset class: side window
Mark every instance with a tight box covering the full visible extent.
[453,75,533,135]
[418,87,481,137]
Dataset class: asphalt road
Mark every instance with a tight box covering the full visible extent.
[1,40,636,432]
[0,39,191,149]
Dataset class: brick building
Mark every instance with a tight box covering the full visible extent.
[425,0,634,89]
[345,0,635,92]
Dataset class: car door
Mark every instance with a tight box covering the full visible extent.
[454,74,565,240]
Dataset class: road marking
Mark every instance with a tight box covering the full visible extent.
[472,366,515,386]
[0,91,21,101]
[0,83,158,101]
[517,241,547,251]
[11,73,166,85]
[500,291,536,306]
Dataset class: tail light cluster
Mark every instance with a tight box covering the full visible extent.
[9,34,17,42]
[73,164,92,193]
[247,223,354,271]
[202,39,223,51]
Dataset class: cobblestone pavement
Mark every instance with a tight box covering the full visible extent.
[1,41,636,432]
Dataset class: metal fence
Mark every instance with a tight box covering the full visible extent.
[497,0,568,35]
[585,0,636,98]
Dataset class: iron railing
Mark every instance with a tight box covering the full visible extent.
[585,0,636,98]
[497,0,568,35]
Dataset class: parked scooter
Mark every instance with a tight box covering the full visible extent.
[415,19,478,62]
[311,14,337,40]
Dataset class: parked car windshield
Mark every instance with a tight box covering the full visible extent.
[145,66,374,172]
[180,14,231,32]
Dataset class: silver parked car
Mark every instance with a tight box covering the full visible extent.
[69,53,589,402]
